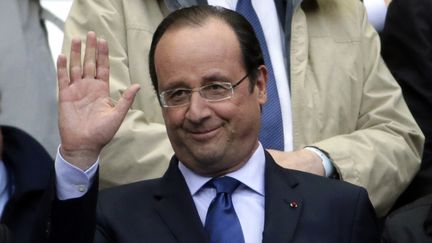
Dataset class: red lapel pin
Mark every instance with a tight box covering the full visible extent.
[289,201,298,208]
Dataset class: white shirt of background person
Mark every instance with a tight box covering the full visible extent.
[364,0,390,32]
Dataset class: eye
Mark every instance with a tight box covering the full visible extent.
[166,88,191,102]
[202,83,232,99]
[203,83,230,93]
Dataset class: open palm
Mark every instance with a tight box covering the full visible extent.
[57,32,140,169]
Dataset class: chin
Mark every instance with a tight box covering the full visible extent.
[191,147,225,164]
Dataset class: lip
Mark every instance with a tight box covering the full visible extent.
[186,127,220,141]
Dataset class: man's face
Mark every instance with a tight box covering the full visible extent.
[154,18,267,176]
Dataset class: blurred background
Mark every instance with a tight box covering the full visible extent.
[41,0,73,64]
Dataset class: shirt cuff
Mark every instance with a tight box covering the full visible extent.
[304,146,335,177]
[54,145,99,200]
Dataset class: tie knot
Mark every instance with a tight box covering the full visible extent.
[208,177,241,194]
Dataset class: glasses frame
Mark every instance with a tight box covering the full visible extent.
[159,72,250,108]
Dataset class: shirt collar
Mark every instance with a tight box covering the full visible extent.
[178,143,266,197]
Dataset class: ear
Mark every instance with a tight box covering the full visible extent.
[256,65,268,105]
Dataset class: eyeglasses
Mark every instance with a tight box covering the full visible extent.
[159,73,249,107]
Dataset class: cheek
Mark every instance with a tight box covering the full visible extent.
[215,99,261,128]
[162,110,184,131]
[210,102,238,122]
[234,99,262,129]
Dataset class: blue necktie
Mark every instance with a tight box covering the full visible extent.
[204,177,245,243]
[236,0,284,150]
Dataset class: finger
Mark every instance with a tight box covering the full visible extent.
[69,37,82,82]
[57,54,70,90]
[115,84,140,118]
[96,38,110,83]
[83,31,98,78]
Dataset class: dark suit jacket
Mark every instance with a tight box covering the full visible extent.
[382,194,432,243]
[0,126,53,243]
[44,151,379,243]
[381,0,432,209]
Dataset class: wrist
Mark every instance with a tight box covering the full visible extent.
[59,145,100,171]
[304,146,335,178]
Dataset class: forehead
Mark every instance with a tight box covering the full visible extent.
[156,18,241,61]
[154,18,243,87]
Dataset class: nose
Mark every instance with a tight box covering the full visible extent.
[185,91,212,123]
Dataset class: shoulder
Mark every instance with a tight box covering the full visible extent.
[291,168,368,200]
[2,125,36,144]
[267,153,370,208]
[301,0,366,40]
[1,125,52,169]
[95,178,164,226]
[304,0,364,17]
[99,178,162,203]
[266,151,368,202]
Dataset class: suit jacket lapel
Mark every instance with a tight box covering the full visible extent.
[262,151,303,243]
[153,157,209,243]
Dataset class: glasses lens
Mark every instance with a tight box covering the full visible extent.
[201,83,233,100]
[160,82,236,107]
[163,88,191,106]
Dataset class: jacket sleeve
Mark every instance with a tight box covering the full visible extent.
[310,2,424,216]
[33,169,98,243]
[62,0,172,188]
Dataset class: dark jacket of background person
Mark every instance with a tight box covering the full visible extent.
[382,194,432,243]
[0,224,11,243]
[0,126,53,243]
[0,0,59,157]
[381,0,432,209]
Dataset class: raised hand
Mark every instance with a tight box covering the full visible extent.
[57,32,140,170]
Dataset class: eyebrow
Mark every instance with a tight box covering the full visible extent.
[161,80,190,91]
[161,73,232,91]
[201,73,231,83]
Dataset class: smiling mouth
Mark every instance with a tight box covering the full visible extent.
[187,127,220,141]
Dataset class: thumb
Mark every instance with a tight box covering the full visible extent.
[115,84,141,118]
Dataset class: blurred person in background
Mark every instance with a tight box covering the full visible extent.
[0,0,62,157]
[381,0,432,210]
[0,92,53,243]
[0,91,53,243]
[381,0,432,241]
